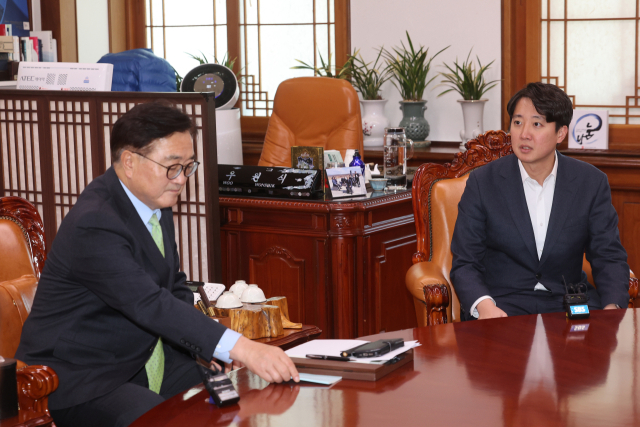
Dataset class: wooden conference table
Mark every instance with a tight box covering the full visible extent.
[132,308,640,427]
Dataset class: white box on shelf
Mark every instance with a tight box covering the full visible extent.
[16,62,113,91]
[568,109,609,150]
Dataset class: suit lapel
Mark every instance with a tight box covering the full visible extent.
[106,168,172,287]
[539,153,578,267]
[499,155,539,262]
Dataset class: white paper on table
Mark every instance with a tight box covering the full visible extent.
[285,339,367,359]
[285,339,421,364]
[298,373,342,385]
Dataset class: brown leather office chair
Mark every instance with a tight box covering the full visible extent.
[0,196,58,421]
[258,77,364,167]
[405,131,639,327]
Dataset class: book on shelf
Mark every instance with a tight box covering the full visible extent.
[30,31,55,62]
[0,36,13,61]
[28,36,39,62]
[0,24,12,37]
[12,36,19,61]
[19,37,29,62]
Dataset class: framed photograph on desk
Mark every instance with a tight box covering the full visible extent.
[327,166,366,198]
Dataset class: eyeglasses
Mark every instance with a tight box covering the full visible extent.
[133,151,200,180]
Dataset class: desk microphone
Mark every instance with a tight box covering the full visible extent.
[197,363,240,407]
[563,276,590,320]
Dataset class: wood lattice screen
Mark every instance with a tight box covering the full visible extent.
[0,90,222,283]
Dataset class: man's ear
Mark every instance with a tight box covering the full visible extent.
[119,149,135,178]
[556,125,568,144]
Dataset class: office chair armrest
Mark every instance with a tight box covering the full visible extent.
[406,262,451,326]
[16,363,58,415]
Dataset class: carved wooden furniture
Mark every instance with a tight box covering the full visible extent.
[0,197,56,426]
[406,131,639,326]
[0,90,222,283]
[258,77,364,167]
[220,190,418,339]
[131,309,640,427]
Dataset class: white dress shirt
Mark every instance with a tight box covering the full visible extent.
[470,153,558,317]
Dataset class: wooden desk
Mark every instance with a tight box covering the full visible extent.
[0,413,52,427]
[253,325,322,351]
[220,191,418,339]
[132,308,640,427]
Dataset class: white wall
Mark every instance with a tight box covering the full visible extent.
[76,0,110,63]
[351,0,502,142]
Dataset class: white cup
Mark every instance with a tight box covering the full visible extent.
[240,284,267,303]
[215,291,243,309]
[229,280,248,298]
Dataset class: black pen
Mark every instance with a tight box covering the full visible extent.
[306,354,351,362]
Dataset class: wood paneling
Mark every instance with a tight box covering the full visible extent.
[371,234,417,334]
[125,0,147,49]
[41,0,77,62]
[249,246,306,322]
[109,0,127,53]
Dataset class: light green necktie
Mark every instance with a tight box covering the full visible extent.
[146,213,164,393]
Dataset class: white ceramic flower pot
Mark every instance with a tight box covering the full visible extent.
[360,99,389,147]
[458,99,488,152]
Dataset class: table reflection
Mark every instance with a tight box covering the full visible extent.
[455,311,624,426]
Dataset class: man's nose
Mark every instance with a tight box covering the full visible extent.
[173,171,188,185]
[520,123,533,139]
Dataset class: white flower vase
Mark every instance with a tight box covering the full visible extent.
[360,99,389,147]
[458,99,488,152]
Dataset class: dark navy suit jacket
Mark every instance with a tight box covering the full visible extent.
[450,152,629,318]
[16,167,227,409]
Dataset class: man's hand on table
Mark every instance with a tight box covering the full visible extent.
[604,303,619,310]
[477,299,508,320]
[229,336,300,383]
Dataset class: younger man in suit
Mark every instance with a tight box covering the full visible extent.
[17,102,299,427]
[450,82,629,320]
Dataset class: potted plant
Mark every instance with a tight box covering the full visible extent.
[291,51,353,79]
[437,50,500,151]
[349,48,392,147]
[384,32,448,145]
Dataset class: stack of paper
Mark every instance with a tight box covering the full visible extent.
[285,339,421,364]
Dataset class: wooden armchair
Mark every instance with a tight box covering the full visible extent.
[0,196,57,425]
[405,131,639,327]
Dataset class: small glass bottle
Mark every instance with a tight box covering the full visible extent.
[349,150,365,176]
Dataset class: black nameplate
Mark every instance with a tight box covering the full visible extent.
[218,165,323,199]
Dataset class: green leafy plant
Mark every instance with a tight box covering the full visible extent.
[437,50,500,100]
[348,48,392,100]
[291,51,353,79]
[383,32,448,101]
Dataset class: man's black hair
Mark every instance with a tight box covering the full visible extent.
[506,82,573,132]
[110,101,196,163]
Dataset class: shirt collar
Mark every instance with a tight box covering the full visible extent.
[518,151,558,185]
[119,180,162,226]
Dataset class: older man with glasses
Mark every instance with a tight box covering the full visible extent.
[16,102,300,427]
